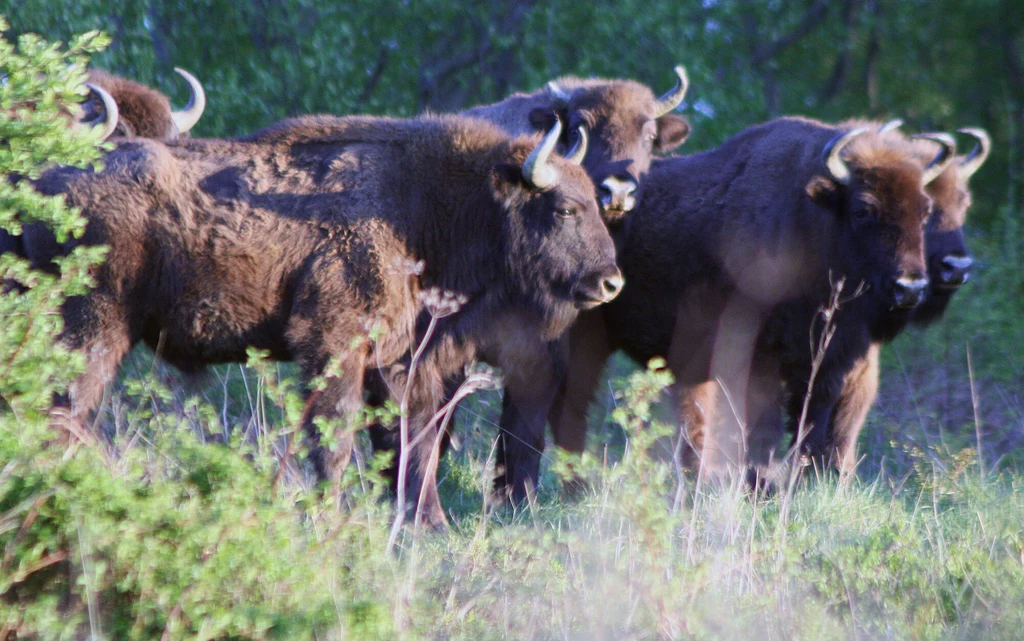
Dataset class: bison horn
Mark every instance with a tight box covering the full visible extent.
[565,125,588,166]
[522,116,562,190]
[822,126,870,185]
[546,81,573,104]
[84,82,119,141]
[653,65,689,118]
[957,127,990,179]
[877,119,903,134]
[913,132,957,185]
[170,67,206,135]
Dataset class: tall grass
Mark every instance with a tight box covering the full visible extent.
[4,353,1023,640]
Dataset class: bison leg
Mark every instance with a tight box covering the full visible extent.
[376,365,449,530]
[53,299,133,444]
[785,365,846,471]
[366,368,454,530]
[549,310,613,455]
[829,344,880,474]
[492,332,575,506]
[302,350,368,488]
[676,380,720,470]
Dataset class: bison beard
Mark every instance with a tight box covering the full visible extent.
[16,113,618,530]
[547,117,943,479]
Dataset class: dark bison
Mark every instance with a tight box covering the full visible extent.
[370,67,694,504]
[85,67,206,140]
[829,127,989,470]
[548,117,953,476]
[19,114,619,529]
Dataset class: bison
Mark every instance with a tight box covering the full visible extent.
[547,117,954,478]
[84,67,206,140]
[369,67,694,504]
[18,113,618,529]
[828,127,989,471]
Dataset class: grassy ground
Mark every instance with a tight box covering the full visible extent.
[3,350,1023,641]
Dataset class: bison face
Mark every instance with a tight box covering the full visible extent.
[809,132,935,311]
[910,163,974,325]
[493,145,621,334]
[529,68,692,224]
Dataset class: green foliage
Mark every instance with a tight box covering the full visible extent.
[0,19,110,417]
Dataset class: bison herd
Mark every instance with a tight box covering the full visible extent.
[1,63,989,529]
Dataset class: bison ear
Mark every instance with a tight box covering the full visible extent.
[655,114,691,153]
[528,107,562,133]
[493,162,525,188]
[806,175,841,208]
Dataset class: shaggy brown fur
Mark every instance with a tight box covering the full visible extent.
[22,113,618,529]
[549,116,936,475]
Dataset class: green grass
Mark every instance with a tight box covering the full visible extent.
[3,359,1023,641]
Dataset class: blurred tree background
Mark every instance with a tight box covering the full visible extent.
[3,0,1024,467]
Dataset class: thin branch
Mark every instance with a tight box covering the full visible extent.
[751,0,833,64]
[354,44,393,112]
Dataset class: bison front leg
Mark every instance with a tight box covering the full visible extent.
[379,366,450,531]
[53,298,133,446]
[493,336,572,506]
[549,310,613,455]
[828,344,880,475]
[301,350,368,489]
[785,365,847,472]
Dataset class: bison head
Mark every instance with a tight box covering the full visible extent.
[528,66,692,224]
[807,126,955,312]
[85,67,205,140]
[493,118,622,336]
[909,127,989,325]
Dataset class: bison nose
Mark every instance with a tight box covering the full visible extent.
[938,255,972,287]
[892,275,928,308]
[598,176,637,215]
[574,267,624,309]
[600,270,624,301]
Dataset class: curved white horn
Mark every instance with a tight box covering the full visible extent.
[957,127,990,179]
[170,67,206,135]
[912,132,957,184]
[565,125,588,166]
[653,65,689,118]
[545,81,572,104]
[522,116,563,190]
[84,82,119,141]
[822,126,870,185]
[877,119,903,134]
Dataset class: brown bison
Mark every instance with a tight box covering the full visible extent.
[547,117,954,477]
[370,67,693,504]
[84,67,206,140]
[828,127,989,471]
[19,114,618,529]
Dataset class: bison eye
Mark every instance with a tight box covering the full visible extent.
[851,205,875,222]
[556,207,577,219]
